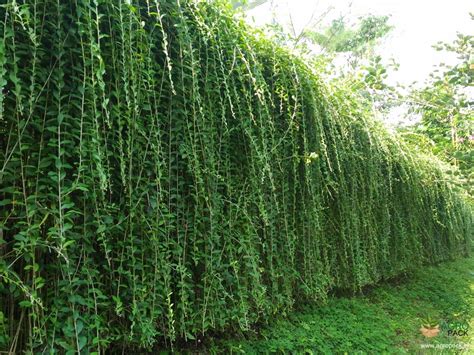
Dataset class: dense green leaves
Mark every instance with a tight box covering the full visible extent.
[0,0,472,353]
[212,257,474,353]
[403,20,474,198]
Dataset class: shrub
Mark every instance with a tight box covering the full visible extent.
[0,0,471,352]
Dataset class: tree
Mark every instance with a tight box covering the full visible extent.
[302,15,398,118]
[305,15,392,65]
[403,15,474,196]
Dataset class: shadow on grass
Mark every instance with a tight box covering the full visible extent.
[208,257,473,354]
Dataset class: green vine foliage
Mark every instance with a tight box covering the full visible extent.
[0,0,472,352]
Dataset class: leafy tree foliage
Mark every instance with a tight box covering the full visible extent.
[306,15,392,60]
[403,17,474,197]
[299,14,399,117]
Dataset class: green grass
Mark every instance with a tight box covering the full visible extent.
[208,257,474,353]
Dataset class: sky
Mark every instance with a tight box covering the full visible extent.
[246,0,473,87]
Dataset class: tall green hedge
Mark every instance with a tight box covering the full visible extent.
[0,0,471,352]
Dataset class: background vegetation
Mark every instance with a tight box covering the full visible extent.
[239,2,473,200]
[402,21,474,199]
[0,0,472,353]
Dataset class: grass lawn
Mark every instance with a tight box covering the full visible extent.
[207,257,473,354]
